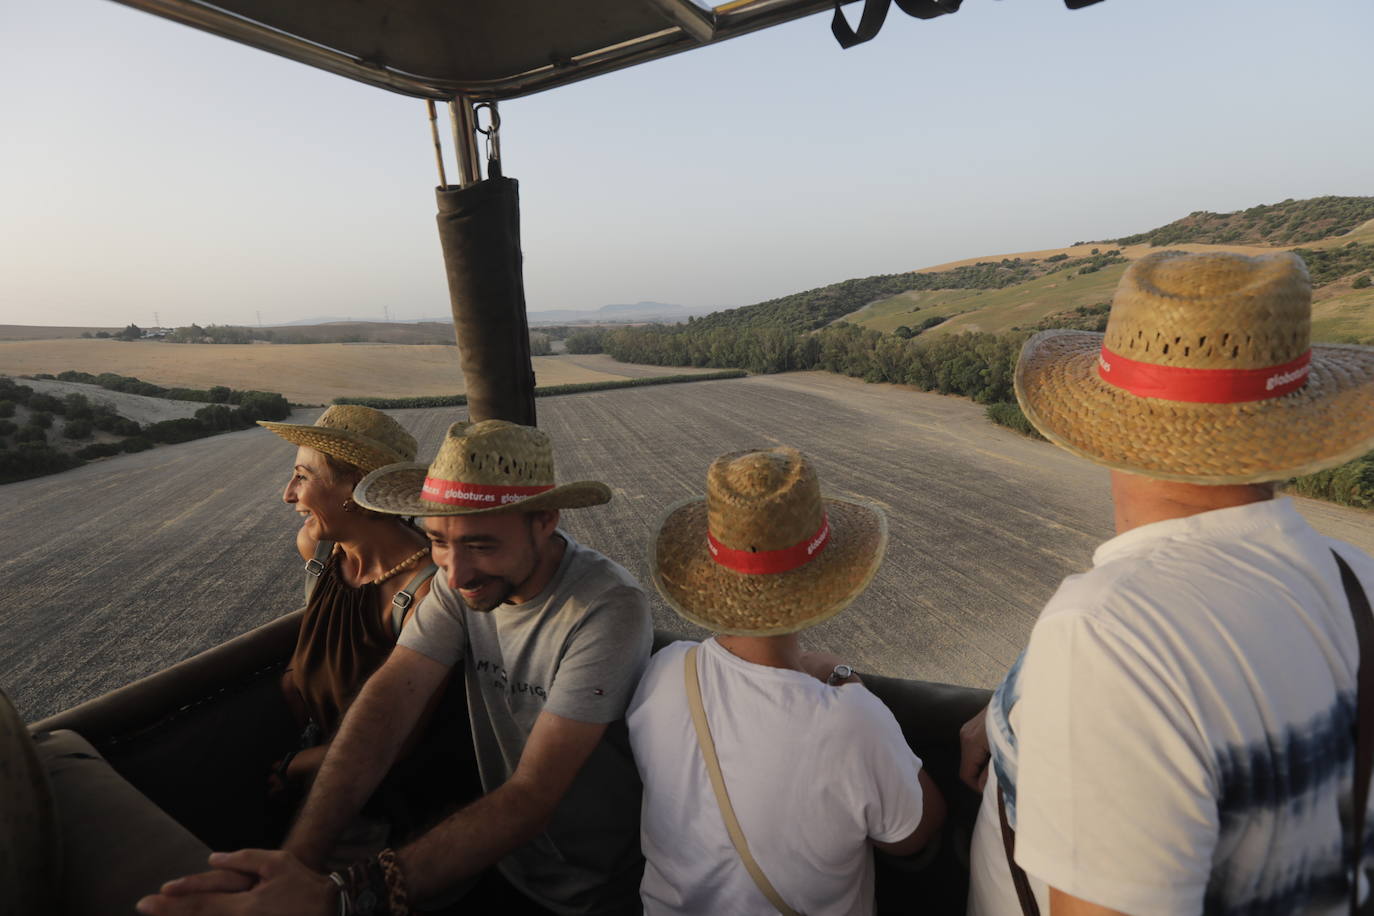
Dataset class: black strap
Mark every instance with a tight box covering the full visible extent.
[997,784,1041,916]
[303,540,335,601]
[390,563,438,636]
[830,0,890,49]
[1334,550,1372,916]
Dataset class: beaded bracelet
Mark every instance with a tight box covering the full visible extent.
[376,848,411,916]
[335,850,409,916]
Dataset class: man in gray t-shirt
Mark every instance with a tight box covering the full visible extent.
[140,421,652,916]
[401,530,651,912]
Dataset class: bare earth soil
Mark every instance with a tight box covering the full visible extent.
[2,372,1371,721]
[0,341,683,404]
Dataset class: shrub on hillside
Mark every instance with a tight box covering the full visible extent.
[0,446,83,483]
[1290,452,1374,510]
[28,394,63,414]
[985,402,1045,440]
[62,393,93,419]
[121,436,154,453]
[29,411,54,430]
[145,418,214,444]
[235,391,290,421]
[16,424,48,444]
[0,380,33,404]
[76,442,122,460]
[0,420,14,437]
[62,419,94,439]
[1355,275,1372,289]
[93,413,142,436]
[0,400,13,418]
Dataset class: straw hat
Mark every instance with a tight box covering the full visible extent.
[1015,250,1374,484]
[650,447,887,636]
[353,419,611,516]
[258,405,418,474]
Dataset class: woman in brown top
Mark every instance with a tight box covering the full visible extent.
[257,405,436,795]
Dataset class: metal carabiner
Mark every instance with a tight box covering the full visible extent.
[474,102,503,178]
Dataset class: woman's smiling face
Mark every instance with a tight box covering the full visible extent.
[282,445,356,542]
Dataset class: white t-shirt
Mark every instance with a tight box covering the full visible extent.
[968,499,1374,916]
[626,638,925,916]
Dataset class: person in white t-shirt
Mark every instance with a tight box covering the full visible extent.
[627,446,945,916]
[960,250,1374,916]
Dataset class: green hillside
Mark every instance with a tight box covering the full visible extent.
[667,195,1374,344]
[1110,196,1374,247]
[846,203,1374,344]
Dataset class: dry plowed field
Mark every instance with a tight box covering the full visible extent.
[3,372,1371,721]
[0,340,713,404]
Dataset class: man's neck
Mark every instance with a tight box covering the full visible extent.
[715,633,802,671]
[1110,470,1277,536]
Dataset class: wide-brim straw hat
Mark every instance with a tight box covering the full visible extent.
[258,404,418,473]
[1016,250,1374,484]
[650,447,887,636]
[354,419,611,516]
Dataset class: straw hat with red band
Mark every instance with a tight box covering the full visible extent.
[352,419,611,516]
[1015,249,1374,484]
[650,447,887,636]
[257,404,418,474]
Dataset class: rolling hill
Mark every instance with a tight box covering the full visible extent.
[681,196,1374,344]
[846,200,1374,344]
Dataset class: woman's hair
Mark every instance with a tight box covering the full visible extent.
[319,451,365,488]
[318,451,421,531]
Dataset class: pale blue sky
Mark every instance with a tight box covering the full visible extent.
[2,0,1371,328]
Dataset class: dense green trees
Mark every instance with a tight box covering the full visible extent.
[604,322,1026,403]
[565,328,611,354]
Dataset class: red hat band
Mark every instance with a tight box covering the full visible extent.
[1097,346,1311,404]
[707,513,830,576]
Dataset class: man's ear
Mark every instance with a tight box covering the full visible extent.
[530,509,560,540]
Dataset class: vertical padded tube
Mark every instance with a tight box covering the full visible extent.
[435,178,537,427]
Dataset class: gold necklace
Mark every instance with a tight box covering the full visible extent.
[371,547,429,586]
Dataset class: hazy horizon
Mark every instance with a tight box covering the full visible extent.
[3,0,1371,329]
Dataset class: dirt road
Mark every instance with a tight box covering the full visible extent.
[3,372,1370,721]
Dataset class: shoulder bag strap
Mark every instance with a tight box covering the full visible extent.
[303,540,335,601]
[996,783,1041,916]
[684,646,801,916]
[1333,550,1373,916]
[391,563,438,636]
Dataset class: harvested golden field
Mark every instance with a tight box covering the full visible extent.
[5,372,1372,721]
[0,340,646,403]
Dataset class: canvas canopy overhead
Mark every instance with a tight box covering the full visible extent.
[112,0,838,100]
[111,0,1110,100]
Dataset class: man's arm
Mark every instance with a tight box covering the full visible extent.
[871,769,945,856]
[398,709,609,901]
[1050,887,1128,916]
[958,704,991,791]
[287,645,450,868]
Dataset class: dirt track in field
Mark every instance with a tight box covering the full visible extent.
[3,372,1371,722]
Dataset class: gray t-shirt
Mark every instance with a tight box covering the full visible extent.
[399,531,653,915]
